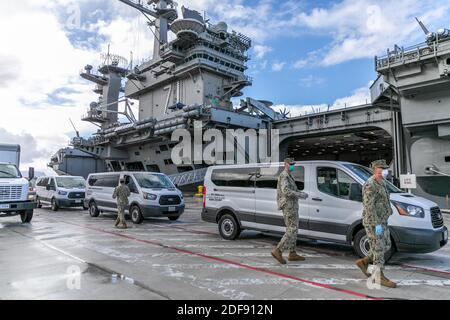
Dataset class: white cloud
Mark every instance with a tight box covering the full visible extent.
[253,44,272,59]
[0,1,152,171]
[273,104,329,117]
[273,83,371,117]
[332,86,371,108]
[272,61,286,72]
[290,0,450,66]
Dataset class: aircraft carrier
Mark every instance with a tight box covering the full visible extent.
[49,0,450,208]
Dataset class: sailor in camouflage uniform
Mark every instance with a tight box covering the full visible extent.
[271,158,309,264]
[356,159,396,288]
[113,177,131,229]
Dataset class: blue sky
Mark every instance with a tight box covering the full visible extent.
[1,0,450,170]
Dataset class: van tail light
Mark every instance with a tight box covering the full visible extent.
[202,186,206,208]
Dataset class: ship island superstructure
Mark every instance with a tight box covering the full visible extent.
[53,0,286,186]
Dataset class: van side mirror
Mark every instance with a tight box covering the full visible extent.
[46,185,51,191]
[28,167,35,181]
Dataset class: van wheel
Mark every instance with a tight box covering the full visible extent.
[51,198,59,211]
[89,201,100,217]
[130,205,144,224]
[353,228,395,261]
[218,214,241,240]
[20,210,33,223]
[36,197,42,208]
[168,216,180,221]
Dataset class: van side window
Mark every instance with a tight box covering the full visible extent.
[255,166,305,190]
[317,167,362,201]
[102,175,120,188]
[88,176,98,186]
[317,167,339,197]
[255,166,282,189]
[291,167,305,190]
[125,175,138,193]
[88,175,119,188]
[211,168,257,187]
[36,178,43,187]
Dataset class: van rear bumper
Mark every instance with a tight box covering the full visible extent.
[390,226,448,253]
[0,201,37,215]
[141,204,185,218]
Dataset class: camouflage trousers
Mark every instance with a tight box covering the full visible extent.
[276,204,299,253]
[364,223,391,269]
[115,204,127,228]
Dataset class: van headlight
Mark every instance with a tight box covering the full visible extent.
[143,192,157,200]
[58,190,68,196]
[392,201,424,218]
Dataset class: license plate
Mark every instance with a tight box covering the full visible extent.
[168,206,176,212]
[75,200,82,204]
[444,230,448,241]
[0,204,10,209]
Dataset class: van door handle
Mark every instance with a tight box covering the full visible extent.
[312,198,323,202]
[214,188,255,194]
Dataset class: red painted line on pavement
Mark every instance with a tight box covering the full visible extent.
[159,224,218,236]
[167,225,450,277]
[399,264,450,276]
[62,221,382,300]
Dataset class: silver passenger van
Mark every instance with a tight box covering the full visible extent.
[35,176,86,211]
[202,161,448,258]
[85,171,185,223]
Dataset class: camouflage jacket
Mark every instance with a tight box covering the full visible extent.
[362,176,393,226]
[113,184,131,206]
[277,170,299,210]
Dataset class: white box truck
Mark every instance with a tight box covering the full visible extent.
[0,144,37,223]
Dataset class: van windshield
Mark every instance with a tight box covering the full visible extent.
[343,164,402,193]
[0,164,21,178]
[56,177,86,189]
[133,173,174,189]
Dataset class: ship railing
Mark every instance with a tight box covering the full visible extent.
[168,168,208,187]
[375,40,448,70]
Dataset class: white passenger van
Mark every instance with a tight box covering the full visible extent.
[202,161,448,258]
[85,171,185,224]
[35,176,86,211]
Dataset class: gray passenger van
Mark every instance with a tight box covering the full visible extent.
[85,171,185,223]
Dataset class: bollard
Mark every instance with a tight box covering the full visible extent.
[195,185,203,197]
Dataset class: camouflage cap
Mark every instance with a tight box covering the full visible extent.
[371,159,389,169]
[284,157,295,164]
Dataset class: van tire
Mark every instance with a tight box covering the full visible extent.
[353,228,395,261]
[36,196,42,208]
[20,210,33,223]
[51,198,59,211]
[218,214,241,240]
[89,201,100,217]
[168,216,180,221]
[130,205,144,224]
